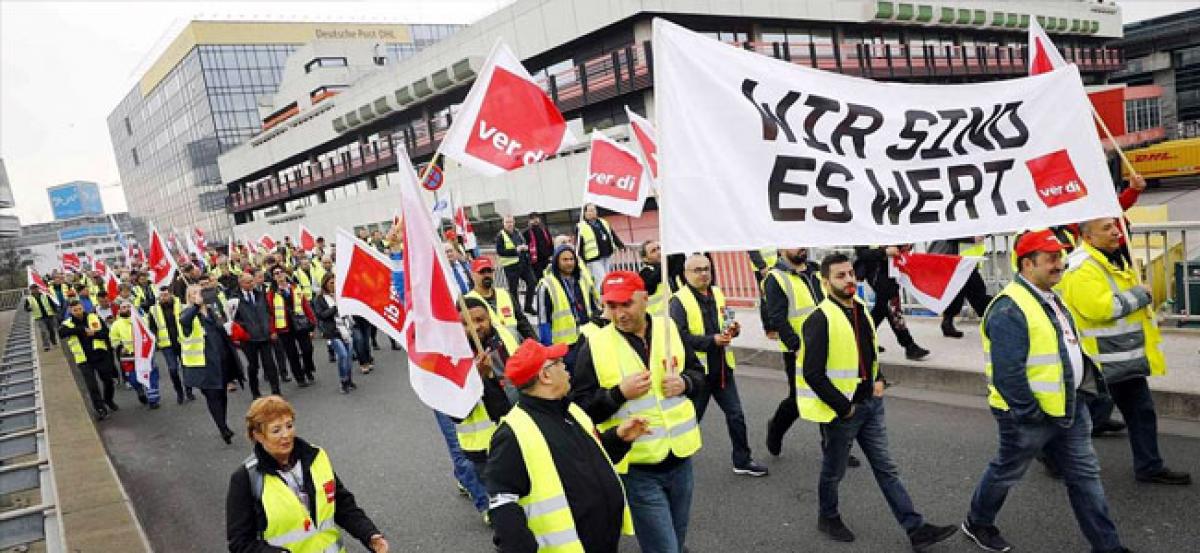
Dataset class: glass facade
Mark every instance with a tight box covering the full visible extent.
[108,24,460,240]
[1125,97,1162,132]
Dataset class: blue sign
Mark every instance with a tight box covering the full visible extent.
[48,181,104,221]
[58,224,112,242]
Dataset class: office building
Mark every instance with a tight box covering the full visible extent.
[1110,7,1200,139]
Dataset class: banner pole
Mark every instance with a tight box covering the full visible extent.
[655,189,677,375]
[1089,105,1140,181]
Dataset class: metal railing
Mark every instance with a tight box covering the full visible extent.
[0,289,25,312]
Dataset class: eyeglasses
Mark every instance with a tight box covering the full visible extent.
[687,267,711,273]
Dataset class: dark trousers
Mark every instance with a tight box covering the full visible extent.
[868,278,916,349]
[693,369,752,467]
[942,269,992,323]
[38,317,58,347]
[769,351,800,441]
[242,340,280,396]
[80,358,115,410]
[200,388,231,434]
[969,400,1122,551]
[279,330,316,383]
[1109,377,1165,477]
[819,397,923,532]
[503,263,537,312]
[160,347,193,400]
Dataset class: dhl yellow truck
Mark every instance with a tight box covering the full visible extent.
[1122,137,1200,182]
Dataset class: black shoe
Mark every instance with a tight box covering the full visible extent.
[280,374,292,383]
[297,380,311,388]
[909,523,957,552]
[176,395,185,405]
[328,356,337,363]
[372,343,380,351]
[136,393,148,405]
[105,400,119,412]
[220,428,234,444]
[1136,468,1192,485]
[961,521,1011,552]
[148,403,160,410]
[848,454,861,468]
[904,345,930,361]
[1091,419,1126,437]
[270,388,282,396]
[765,417,783,457]
[733,460,769,477]
[941,321,964,338]
[185,392,196,402]
[347,381,357,390]
[817,515,855,542]
[878,345,886,353]
[43,346,50,352]
[339,381,350,394]
[95,407,110,421]
[391,344,402,351]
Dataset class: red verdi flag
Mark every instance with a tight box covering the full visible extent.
[1027,19,1068,76]
[888,251,979,314]
[334,228,407,339]
[104,268,121,300]
[93,258,109,276]
[193,227,208,252]
[624,105,659,179]
[583,131,650,217]
[131,311,156,387]
[259,234,277,252]
[61,252,81,272]
[298,224,316,252]
[147,225,178,289]
[27,267,48,293]
[440,40,575,176]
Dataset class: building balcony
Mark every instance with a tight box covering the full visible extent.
[0,214,21,238]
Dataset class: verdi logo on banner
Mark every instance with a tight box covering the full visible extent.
[465,67,565,170]
[652,19,1121,253]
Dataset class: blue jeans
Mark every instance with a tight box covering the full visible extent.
[329,338,352,382]
[159,347,191,400]
[433,410,488,512]
[623,458,694,553]
[352,324,373,365]
[126,364,161,406]
[693,370,752,467]
[1108,377,1164,477]
[819,397,923,532]
[969,397,1122,552]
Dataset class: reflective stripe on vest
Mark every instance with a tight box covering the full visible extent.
[180,316,205,368]
[28,295,56,319]
[795,299,879,423]
[249,448,346,553]
[540,274,594,346]
[499,231,521,267]
[576,219,613,262]
[503,403,633,551]
[673,285,736,372]
[273,291,307,330]
[456,402,497,453]
[587,324,701,473]
[466,289,521,340]
[981,282,1068,417]
[766,269,818,352]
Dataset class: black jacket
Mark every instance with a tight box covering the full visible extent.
[522,224,555,267]
[59,313,109,362]
[495,229,530,266]
[761,259,823,352]
[233,289,274,342]
[226,438,380,553]
[312,294,341,339]
[146,300,182,350]
[668,284,729,378]
[487,394,631,553]
[801,299,878,419]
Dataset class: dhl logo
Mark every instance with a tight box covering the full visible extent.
[1132,152,1177,162]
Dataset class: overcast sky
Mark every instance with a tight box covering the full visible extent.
[0,1,1193,225]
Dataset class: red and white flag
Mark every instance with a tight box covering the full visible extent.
[889,252,980,315]
[27,267,48,293]
[193,228,208,253]
[439,40,575,176]
[146,224,178,289]
[298,224,317,252]
[61,252,82,272]
[334,228,406,337]
[184,232,206,269]
[583,131,651,217]
[129,244,146,266]
[453,192,477,251]
[104,267,121,299]
[131,310,156,387]
[260,234,277,252]
[397,155,480,418]
[93,257,109,276]
[1028,19,1068,76]
[624,105,659,180]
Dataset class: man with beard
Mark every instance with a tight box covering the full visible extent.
[466,257,536,342]
[60,300,119,419]
[534,245,601,371]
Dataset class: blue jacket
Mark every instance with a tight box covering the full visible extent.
[983,277,1107,427]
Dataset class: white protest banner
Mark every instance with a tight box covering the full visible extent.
[653,19,1121,254]
[582,131,650,217]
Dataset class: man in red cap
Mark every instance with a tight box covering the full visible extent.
[466,256,536,341]
[571,270,706,553]
[487,338,648,552]
[963,230,1126,553]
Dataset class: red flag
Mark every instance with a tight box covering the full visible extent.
[439,41,575,176]
[147,225,178,289]
[193,228,208,252]
[453,202,477,251]
[130,244,146,265]
[104,268,120,299]
[1028,19,1068,76]
[61,252,82,272]
[583,130,650,217]
[334,228,406,337]
[93,258,109,276]
[131,311,156,387]
[299,224,316,252]
[624,106,658,179]
[27,267,48,293]
[260,234,277,252]
[889,252,979,314]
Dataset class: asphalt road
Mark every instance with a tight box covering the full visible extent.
[96,347,1200,552]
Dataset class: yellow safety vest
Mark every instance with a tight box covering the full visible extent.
[294,269,314,299]
[466,289,521,340]
[498,231,521,267]
[247,448,345,553]
[587,323,701,473]
[646,280,665,316]
[765,269,818,352]
[27,294,56,319]
[673,285,736,372]
[754,248,778,270]
[539,273,596,346]
[109,316,133,354]
[273,290,309,330]
[575,219,614,262]
[180,315,205,368]
[795,299,879,423]
[1059,242,1165,382]
[62,314,108,363]
[455,324,519,452]
[502,403,633,551]
[981,282,1068,416]
[310,265,327,289]
[150,302,183,348]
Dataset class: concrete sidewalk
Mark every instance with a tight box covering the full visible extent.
[728,307,1200,420]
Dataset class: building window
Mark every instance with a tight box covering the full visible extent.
[1125,97,1161,133]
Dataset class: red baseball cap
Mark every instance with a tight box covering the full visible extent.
[471,257,495,273]
[505,339,569,387]
[1014,229,1065,258]
[601,270,645,303]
